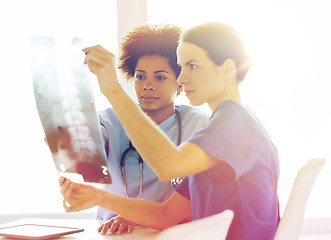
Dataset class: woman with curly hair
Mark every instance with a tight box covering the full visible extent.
[95,24,209,234]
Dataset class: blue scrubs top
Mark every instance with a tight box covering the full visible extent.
[97,105,210,221]
[176,100,280,240]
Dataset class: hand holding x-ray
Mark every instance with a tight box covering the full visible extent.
[83,45,121,98]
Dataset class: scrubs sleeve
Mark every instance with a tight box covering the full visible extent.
[188,101,257,179]
[175,177,190,200]
[98,114,110,157]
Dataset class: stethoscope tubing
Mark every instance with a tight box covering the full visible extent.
[120,107,182,199]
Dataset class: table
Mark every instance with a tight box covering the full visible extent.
[1,216,331,240]
[0,218,160,239]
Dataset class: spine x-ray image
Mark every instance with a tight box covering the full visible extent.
[31,36,112,184]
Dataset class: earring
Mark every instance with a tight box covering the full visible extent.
[177,84,183,96]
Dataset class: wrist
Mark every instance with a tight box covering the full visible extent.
[103,81,123,99]
[95,188,104,207]
[105,83,127,104]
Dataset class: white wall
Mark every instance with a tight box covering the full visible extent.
[0,0,118,215]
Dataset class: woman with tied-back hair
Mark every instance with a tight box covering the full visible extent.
[60,22,279,240]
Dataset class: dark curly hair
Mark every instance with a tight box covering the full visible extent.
[118,24,182,81]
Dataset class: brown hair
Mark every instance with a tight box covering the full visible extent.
[180,22,251,81]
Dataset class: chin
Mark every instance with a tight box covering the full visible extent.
[188,98,203,107]
[141,105,158,111]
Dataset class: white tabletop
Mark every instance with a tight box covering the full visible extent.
[0,218,159,240]
[1,216,331,240]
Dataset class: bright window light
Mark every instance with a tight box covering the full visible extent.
[0,0,117,215]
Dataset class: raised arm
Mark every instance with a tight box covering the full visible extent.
[83,45,218,181]
[59,176,190,230]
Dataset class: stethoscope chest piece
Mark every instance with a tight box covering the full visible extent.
[120,141,143,199]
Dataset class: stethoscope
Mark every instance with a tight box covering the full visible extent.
[120,107,183,199]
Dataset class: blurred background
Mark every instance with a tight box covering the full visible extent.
[0,0,330,220]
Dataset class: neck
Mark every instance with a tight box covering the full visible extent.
[208,88,241,112]
[143,104,176,125]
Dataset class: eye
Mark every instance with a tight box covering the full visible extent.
[135,74,144,80]
[189,64,197,70]
[156,75,166,81]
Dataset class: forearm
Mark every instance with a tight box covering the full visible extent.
[60,177,183,230]
[97,188,177,230]
[105,85,184,181]
[84,46,215,180]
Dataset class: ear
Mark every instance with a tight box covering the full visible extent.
[223,59,237,80]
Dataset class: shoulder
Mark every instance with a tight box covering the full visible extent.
[177,105,210,122]
[210,100,267,141]
[214,100,243,115]
[98,108,116,118]
[98,108,120,125]
[212,100,254,124]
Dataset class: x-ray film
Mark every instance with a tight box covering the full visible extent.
[31,37,112,184]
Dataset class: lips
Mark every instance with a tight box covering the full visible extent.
[141,96,158,99]
[141,96,158,102]
[184,90,194,96]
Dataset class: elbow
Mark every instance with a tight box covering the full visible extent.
[158,171,173,182]
[149,204,177,231]
[157,166,181,182]
[155,150,185,182]
[156,160,185,182]
[153,224,168,231]
[154,223,173,231]
[153,213,179,231]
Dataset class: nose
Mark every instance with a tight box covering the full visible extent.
[143,80,155,91]
[177,69,188,85]
[144,86,155,91]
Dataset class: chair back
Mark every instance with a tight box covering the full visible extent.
[155,209,234,240]
[274,158,326,240]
